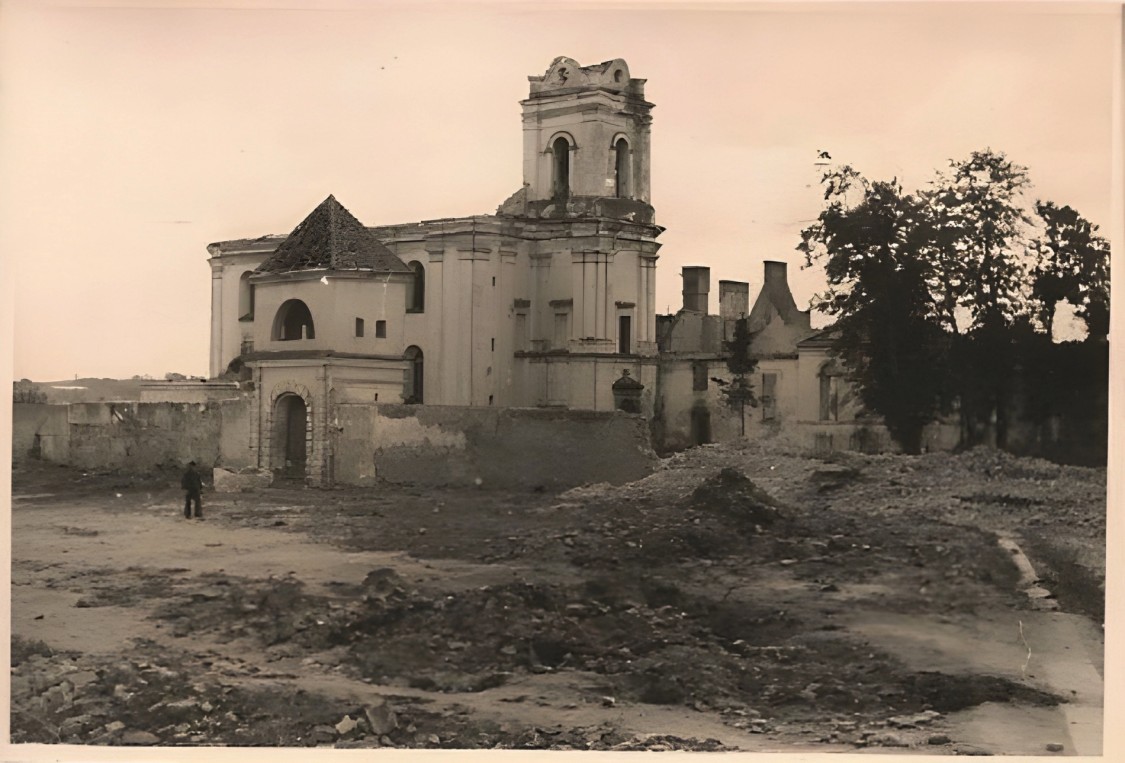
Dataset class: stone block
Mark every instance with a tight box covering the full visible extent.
[121,730,161,745]
[212,467,272,492]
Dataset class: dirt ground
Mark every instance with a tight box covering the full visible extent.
[9,441,1106,753]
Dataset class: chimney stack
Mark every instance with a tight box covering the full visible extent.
[682,266,710,313]
[719,280,750,320]
[764,260,788,287]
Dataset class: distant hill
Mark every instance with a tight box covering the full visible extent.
[22,378,149,404]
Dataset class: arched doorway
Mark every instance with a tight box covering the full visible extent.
[272,393,308,478]
[404,346,424,404]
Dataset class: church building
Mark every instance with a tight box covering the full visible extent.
[204,56,905,484]
[207,58,665,482]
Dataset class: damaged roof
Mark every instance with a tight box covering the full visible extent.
[254,195,412,276]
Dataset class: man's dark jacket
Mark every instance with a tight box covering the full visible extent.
[181,468,203,494]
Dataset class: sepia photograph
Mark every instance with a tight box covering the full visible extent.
[2,0,1119,758]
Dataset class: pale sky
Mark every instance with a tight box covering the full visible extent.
[0,1,1117,380]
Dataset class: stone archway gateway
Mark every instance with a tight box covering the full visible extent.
[271,393,309,478]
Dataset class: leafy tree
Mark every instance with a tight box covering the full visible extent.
[926,149,1033,332]
[1028,201,1111,341]
[802,149,1109,455]
[925,150,1037,448]
[718,317,758,435]
[799,169,952,453]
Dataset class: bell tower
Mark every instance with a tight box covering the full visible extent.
[521,57,654,215]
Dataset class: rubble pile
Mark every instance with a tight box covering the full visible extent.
[11,439,1100,749]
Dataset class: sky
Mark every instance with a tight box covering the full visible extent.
[0,0,1118,381]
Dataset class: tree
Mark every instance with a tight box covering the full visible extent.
[925,150,1037,448]
[799,168,952,453]
[803,149,1109,455]
[926,149,1033,332]
[718,317,758,435]
[1028,201,1111,341]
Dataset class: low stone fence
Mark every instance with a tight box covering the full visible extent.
[334,404,658,490]
[12,399,255,472]
[14,399,659,491]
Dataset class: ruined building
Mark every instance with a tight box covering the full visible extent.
[204,57,930,484]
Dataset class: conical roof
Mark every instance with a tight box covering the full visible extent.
[255,195,411,275]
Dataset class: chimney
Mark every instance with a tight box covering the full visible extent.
[681,266,710,313]
[764,260,788,288]
[718,280,750,320]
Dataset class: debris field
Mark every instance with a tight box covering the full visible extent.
[10,441,1105,752]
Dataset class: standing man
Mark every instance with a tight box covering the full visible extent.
[181,461,204,520]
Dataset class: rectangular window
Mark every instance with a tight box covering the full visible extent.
[762,372,778,421]
[375,320,387,338]
[819,374,839,421]
[514,314,528,352]
[553,313,569,349]
[692,361,709,392]
[355,318,365,337]
[491,337,495,352]
[618,315,632,355]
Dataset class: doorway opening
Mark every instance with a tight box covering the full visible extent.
[272,393,308,479]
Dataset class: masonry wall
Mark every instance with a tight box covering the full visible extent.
[333,404,657,489]
[12,399,255,472]
[11,404,70,464]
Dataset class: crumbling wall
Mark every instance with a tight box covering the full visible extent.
[334,404,657,489]
[11,404,70,464]
[218,398,255,469]
[67,402,224,470]
[15,399,254,472]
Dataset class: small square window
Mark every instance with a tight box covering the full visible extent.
[692,361,709,391]
[355,318,365,337]
[376,320,387,338]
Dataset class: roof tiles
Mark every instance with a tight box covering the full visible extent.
[254,195,411,276]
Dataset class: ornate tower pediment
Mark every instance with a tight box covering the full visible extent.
[519,57,654,220]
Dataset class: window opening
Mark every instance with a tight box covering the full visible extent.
[404,346,424,404]
[273,300,315,341]
[614,138,631,198]
[238,272,255,320]
[407,261,425,312]
[552,136,570,199]
[762,373,778,421]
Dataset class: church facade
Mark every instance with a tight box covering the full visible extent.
[205,56,903,485]
[207,58,666,483]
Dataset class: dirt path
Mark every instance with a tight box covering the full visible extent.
[10,495,829,750]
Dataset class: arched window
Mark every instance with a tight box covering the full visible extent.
[272,299,315,341]
[614,137,631,198]
[406,261,425,313]
[404,346,424,404]
[552,136,571,199]
[238,272,255,319]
